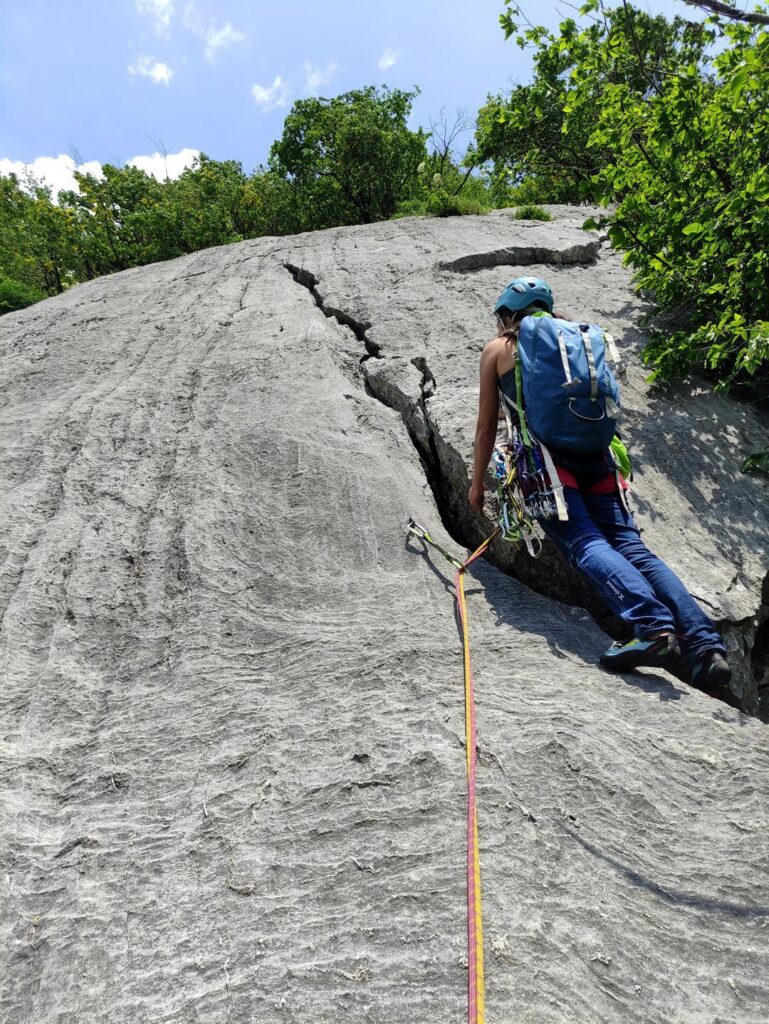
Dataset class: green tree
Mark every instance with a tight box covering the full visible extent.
[58,156,259,271]
[269,85,428,227]
[500,1,769,391]
[0,174,40,298]
[241,169,303,237]
[0,172,77,305]
[476,5,689,204]
[413,108,493,216]
[1,154,308,318]
[157,156,253,255]
[0,275,44,314]
[58,164,142,276]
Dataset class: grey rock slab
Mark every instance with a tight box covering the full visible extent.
[1,212,768,1024]
[280,208,769,709]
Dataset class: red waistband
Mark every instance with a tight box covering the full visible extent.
[556,466,627,494]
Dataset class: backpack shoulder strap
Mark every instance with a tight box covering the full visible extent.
[498,387,515,444]
[514,362,532,447]
[537,441,569,522]
[603,330,625,377]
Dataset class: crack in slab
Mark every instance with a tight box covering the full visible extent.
[283,261,458,541]
[438,241,601,273]
[748,571,769,718]
[410,357,436,399]
[284,263,380,360]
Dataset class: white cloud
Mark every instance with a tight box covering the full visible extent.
[251,76,290,111]
[204,22,246,61]
[0,155,104,201]
[303,61,338,94]
[136,0,175,35]
[128,55,174,85]
[378,48,398,71]
[183,5,246,62]
[182,3,201,32]
[0,149,200,202]
[127,147,200,180]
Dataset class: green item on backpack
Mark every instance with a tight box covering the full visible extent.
[610,435,632,480]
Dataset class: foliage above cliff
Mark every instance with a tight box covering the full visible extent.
[0,88,436,311]
[472,5,681,204]
[269,87,427,227]
[496,2,769,391]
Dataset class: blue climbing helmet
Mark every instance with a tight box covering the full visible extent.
[495,277,554,317]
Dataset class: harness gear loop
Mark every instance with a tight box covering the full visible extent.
[407,519,499,1024]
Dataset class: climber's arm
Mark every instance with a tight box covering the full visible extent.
[469,341,500,513]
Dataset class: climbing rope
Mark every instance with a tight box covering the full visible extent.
[407,518,500,1024]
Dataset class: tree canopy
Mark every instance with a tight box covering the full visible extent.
[269,86,428,227]
[472,6,685,204]
[0,87,432,311]
[497,1,769,394]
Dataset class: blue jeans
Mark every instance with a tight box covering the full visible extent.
[540,454,725,668]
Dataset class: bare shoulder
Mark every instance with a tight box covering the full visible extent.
[479,336,502,376]
[481,336,504,361]
[485,334,517,378]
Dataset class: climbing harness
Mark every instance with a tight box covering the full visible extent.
[493,360,568,555]
[407,517,500,1024]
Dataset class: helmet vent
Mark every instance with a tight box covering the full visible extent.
[494,276,554,316]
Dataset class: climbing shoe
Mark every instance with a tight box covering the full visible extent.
[600,634,681,673]
[688,650,731,691]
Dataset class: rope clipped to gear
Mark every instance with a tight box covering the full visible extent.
[407,517,500,1024]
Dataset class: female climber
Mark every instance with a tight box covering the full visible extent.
[467,275,731,693]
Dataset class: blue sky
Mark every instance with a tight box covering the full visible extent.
[1,0,689,196]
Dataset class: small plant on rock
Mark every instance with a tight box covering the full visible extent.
[513,205,552,221]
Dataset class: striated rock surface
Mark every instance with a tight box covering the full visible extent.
[2,208,769,1023]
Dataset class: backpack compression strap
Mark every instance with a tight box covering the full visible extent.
[557,329,580,389]
[603,331,624,376]
[579,325,599,401]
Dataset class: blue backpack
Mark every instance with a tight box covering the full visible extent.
[517,314,622,453]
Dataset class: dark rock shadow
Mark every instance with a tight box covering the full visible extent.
[628,375,768,552]
[563,824,769,920]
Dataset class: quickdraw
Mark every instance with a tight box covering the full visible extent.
[490,442,543,558]
[407,518,500,1024]
[492,360,568,551]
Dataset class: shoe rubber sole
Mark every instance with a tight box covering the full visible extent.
[600,636,681,673]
